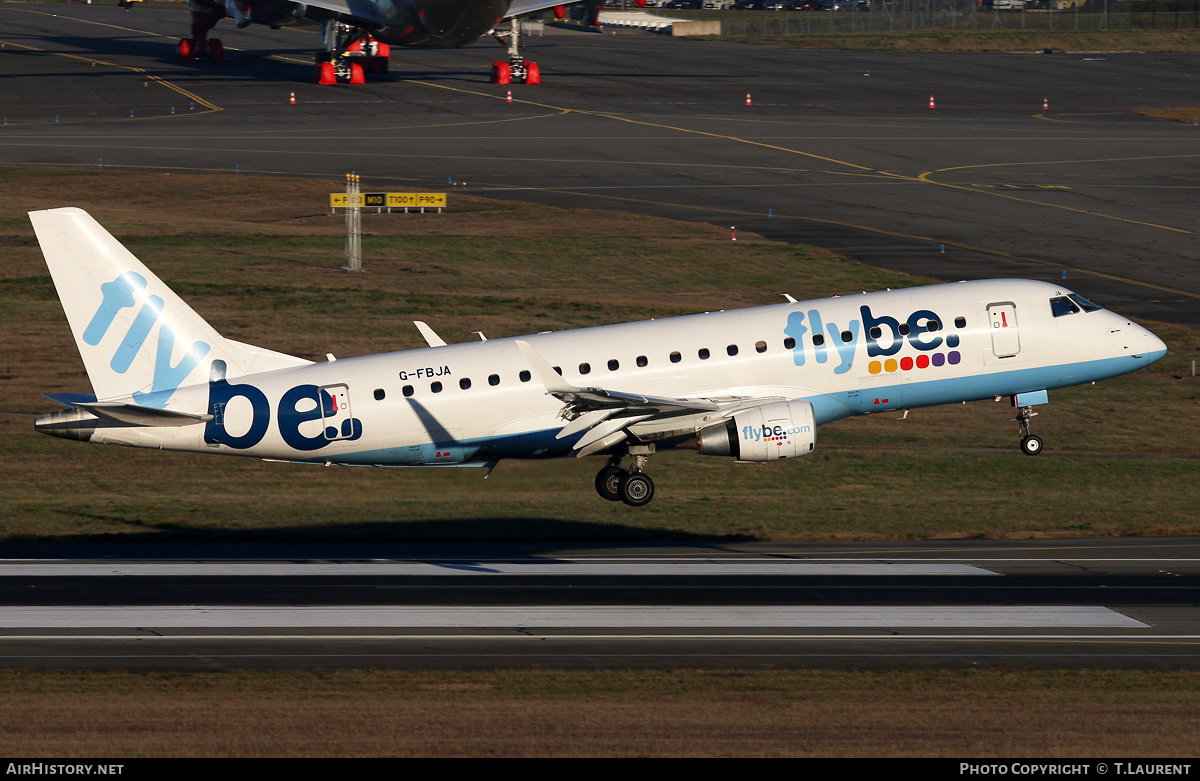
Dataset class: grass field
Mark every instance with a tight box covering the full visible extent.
[2,166,1198,757]
[2,166,1198,543]
[2,668,1198,757]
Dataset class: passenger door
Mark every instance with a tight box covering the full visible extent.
[987,302,1021,358]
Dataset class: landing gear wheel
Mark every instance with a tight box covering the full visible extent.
[595,466,626,502]
[523,62,540,85]
[491,61,511,85]
[1020,434,1044,456]
[618,472,655,507]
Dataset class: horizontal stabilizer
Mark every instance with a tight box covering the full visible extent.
[76,402,212,427]
[42,393,99,408]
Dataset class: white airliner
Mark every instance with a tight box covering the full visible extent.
[32,208,1167,507]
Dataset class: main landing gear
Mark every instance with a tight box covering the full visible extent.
[315,23,390,85]
[1015,405,1044,456]
[490,21,540,86]
[594,446,656,507]
[177,2,226,61]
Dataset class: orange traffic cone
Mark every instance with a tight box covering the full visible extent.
[929,95,935,109]
[1042,97,1048,110]
[506,89,512,103]
[745,92,752,106]
[289,91,296,105]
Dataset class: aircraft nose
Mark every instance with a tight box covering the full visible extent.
[1137,325,1168,362]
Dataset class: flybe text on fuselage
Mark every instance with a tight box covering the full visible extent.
[204,378,363,452]
[783,303,963,374]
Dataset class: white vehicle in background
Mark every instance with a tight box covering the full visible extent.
[992,0,1026,9]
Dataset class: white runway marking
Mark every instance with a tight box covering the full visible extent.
[0,561,997,577]
[0,605,1147,629]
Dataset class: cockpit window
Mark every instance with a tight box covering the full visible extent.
[1068,293,1103,312]
[1050,296,1080,317]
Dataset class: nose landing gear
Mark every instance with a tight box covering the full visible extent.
[1015,405,1044,456]
[490,21,540,85]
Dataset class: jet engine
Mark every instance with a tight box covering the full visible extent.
[695,400,816,462]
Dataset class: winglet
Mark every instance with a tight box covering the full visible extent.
[414,321,447,347]
[515,340,576,395]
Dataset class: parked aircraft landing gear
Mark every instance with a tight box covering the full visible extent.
[594,447,655,507]
[315,22,389,85]
[490,21,540,85]
[178,3,226,61]
[1015,406,1043,456]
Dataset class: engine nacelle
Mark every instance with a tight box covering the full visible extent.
[696,400,816,462]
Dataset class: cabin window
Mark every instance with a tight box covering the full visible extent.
[488,374,500,386]
[784,337,795,350]
[459,378,471,390]
[579,363,591,375]
[698,348,710,360]
[755,341,767,353]
[431,381,443,393]
[925,320,940,332]
[955,316,966,328]
[553,366,562,375]
[670,351,682,363]
[899,324,911,336]
[373,389,385,401]
[636,355,648,367]
[1050,296,1080,317]
[840,331,853,343]
[608,359,619,371]
[402,385,414,397]
[812,334,825,346]
[870,327,882,339]
[519,370,531,382]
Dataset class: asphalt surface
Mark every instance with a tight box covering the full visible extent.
[1,537,1197,671]
[2,3,1199,671]
[2,3,1200,327]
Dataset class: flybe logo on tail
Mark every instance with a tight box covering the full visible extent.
[83,272,211,407]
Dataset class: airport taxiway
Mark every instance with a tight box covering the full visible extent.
[2,5,1199,671]
[1,3,1199,326]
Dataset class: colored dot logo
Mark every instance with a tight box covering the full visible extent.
[869,351,960,375]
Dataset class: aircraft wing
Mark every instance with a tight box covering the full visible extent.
[516,340,774,457]
[516,340,718,414]
[293,0,563,25]
[505,0,575,17]
[287,0,386,23]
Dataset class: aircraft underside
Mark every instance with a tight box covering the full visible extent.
[171,0,594,85]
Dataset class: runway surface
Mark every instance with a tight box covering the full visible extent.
[2,3,1200,327]
[1,537,1198,670]
[3,5,1199,672]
